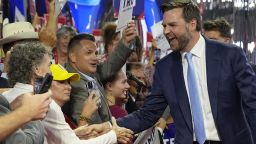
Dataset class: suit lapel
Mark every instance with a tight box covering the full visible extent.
[172,52,193,133]
[205,39,221,121]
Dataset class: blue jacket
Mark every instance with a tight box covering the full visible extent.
[118,39,256,144]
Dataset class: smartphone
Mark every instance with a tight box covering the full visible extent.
[86,81,101,107]
[35,73,53,94]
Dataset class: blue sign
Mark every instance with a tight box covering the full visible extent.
[68,0,101,33]
[163,123,175,144]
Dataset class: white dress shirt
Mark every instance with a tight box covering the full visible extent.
[2,83,117,144]
[2,83,34,102]
[181,35,220,141]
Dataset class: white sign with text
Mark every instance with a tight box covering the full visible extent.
[116,0,136,32]
[151,21,170,51]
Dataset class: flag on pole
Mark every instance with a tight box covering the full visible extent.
[9,0,27,22]
[35,0,47,17]
[55,0,68,16]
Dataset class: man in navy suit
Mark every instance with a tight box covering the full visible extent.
[117,1,256,144]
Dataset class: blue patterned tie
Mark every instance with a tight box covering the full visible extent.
[185,52,206,144]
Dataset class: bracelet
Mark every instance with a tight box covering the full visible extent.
[79,115,93,124]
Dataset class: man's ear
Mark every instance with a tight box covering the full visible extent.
[69,52,76,63]
[225,38,231,43]
[189,19,197,31]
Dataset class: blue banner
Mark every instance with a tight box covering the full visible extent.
[35,0,47,17]
[9,0,26,22]
[68,0,101,33]
[145,0,162,32]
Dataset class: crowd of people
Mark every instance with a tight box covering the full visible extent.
[0,0,255,144]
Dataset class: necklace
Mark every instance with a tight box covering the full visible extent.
[107,97,115,105]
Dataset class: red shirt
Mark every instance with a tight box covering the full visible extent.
[109,105,128,119]
[64,114,77,129]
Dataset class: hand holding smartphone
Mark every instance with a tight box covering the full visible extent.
[86,81,101,107]
[34,73,53,94]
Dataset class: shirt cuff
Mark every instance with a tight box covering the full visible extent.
[156,127,164,135]
[108,130,117,144]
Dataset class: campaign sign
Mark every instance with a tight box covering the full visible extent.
[134,127,163,144]
[151,21,170,52]
[116,0,136,32]
[163,123,175,144]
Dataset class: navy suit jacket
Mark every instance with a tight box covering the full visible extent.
[118,39,256,144]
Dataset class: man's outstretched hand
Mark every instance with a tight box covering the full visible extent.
[112,117,134,144]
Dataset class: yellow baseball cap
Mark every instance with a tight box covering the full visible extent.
[50,64,80,81]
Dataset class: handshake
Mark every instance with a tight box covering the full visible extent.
[111,117,134,144]
[75,117,134,144]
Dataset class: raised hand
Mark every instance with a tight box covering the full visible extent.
[47,0,57,31]
[39,25,57,49]
[122,21,138,48]
[32,13,39,29]
[38,0,57,49]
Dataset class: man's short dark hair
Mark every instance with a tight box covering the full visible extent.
[203,18,232,38]
[67,33,96,53]
[160,0,201,31]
